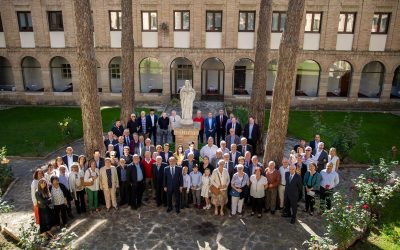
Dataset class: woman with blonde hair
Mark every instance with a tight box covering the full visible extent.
[173,144,185,166]
[328,148,340,171]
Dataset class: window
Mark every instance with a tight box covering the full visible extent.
[371,13,390,34]
[174,11,190,31]
[0,15,3,32]
[17,12,33,32]
[110,63,121,79]
[238,11,255,31]
[206,11,222,32]
[305,12,322,33]
[48,11,64,31]
[142,11,157,31]
[338,13,355,33]
[109,11,122,31]
[272,12,286,32]
[61,64,71,79]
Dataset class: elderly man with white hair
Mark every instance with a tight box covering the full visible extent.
[281,165,303,224]
[200,137,219,163]
[313,142,328,172]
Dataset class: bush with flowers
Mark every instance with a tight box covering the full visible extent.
[57,117,77,143]
[305,159,400,249]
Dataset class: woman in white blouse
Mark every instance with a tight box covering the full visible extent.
[84,159,100,213]
[210,160,230,216]
[328,147,340,171]
[250,167,268,218]
[69,163,86,214]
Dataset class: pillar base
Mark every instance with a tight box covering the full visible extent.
[174,125,200,149]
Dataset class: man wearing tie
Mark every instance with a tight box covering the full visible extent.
[215,110,228,146]
[243,116,260,154]
[161,143,173,164]
[226,117,242,137]
[204,112,216,140]
[282,165,303,224]
[114,136,127,159]
[152,156,167,207]
[164,157,183,214]
[135,135,145,158]
[127,155,146,210]
[238,137,253,156]
[62,146,79,172]
[146,109,158,144]
[123,129,132,146]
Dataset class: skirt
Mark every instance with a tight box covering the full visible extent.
[212,189,228,206]
[38,206,54,233]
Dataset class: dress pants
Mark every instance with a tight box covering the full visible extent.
[192,189,201,205]
[149,126,157,144]
[319,187,333,211]
[159,129,168,146]
[278,184,285,208]
[53,204,68,226]
[171,130,175,143]
[131,181,145,208]
[155,184,166,206]
[75,189,86,214]
[252,197,264,214]
[103,187,117,209]
[167,189,181,212]
[119,181,130,205]
[231,196,244,215]
[265,188,278,211]
[181,188,189,208]
[284,193,298,219]
[216,128,225,146]
[198,130,204,144]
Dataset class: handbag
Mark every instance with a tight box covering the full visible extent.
[210,171,223,196]
[240,185,250,199]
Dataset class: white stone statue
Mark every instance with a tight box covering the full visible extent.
[180,80,196,125]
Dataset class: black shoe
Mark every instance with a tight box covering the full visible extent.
[157,204,162,207]
[176,210,180,214]
[281,213,291,218]
[290,218,295,224]
[167,208,172,212]
[270,210,275,215]
[131,206,137,210]
[264,209,270,213]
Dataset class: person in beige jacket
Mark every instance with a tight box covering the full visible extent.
[99,158,119,211]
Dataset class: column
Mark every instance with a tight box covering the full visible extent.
[380,73,394,103]
[42,66,53,92]
[12,67,24,92]
[224,69,233,98]
[318,72,329,102]
[193,67,201,100]
[100,68,110,93]
[349,72,361,102]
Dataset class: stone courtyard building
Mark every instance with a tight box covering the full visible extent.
[0,0,399,109]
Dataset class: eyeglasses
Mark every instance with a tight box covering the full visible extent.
[306,150,311,151]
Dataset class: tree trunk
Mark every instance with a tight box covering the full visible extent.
[73,0,105,156]
[264,0,305,165]
[250,0,272,156]
[120,0,135,126]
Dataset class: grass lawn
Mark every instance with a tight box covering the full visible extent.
[233,108,400,164]
[0,107,155,157]
[351,192,400,250]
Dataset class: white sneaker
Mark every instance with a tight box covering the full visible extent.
[203,205,208,209]
[206,204,211,210]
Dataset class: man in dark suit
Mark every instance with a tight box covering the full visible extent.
[163,157,183,214]
[248,155,263,177]
[116,158,130,206]
[237,137,253,155]
[314,142,328,172]
[138,111,150,138]
[204,112,216,140]
[111,119,124,137]
[229,144,241,165]
[143,138,155,155]
[282,165,303,224]
[104,131,118,150]
[127,154,146,210]
[93,150,105,169]
[161,143,173,164]
[135,135,146,158]
[181,153,198,173]
[309,134,321,155]
[114,136,127,159]
[226,117,242,137]
[152,156,167,207]
[243,116,261,153]
[215,109,228,146]
[184,142,200,162]
[146,109,158,144]
[62,146,79,171]
[122,128,133,146]
[225,128,241,150]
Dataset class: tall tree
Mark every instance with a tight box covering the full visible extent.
[250,0,272,155]
[73,0,105,156]
[120,0,135,125]
[264,0,305,164]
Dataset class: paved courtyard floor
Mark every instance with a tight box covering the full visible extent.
[0,136,367,249]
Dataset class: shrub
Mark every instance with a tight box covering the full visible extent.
[0,190,13,213]
[0,146,13,193]
[57,117,77,143]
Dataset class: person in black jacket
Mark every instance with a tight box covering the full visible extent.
[111,119,124,137]
[62,146,79,171]
[117,158,130,206]
[243,116,261,154]
[158,112,169,146]
[164,157,183,214]
[49,176,72,227]
[127,113,140,135]
[104,131,118,150]
[215,110,228,146]
[152,156,167,206]
[127,154,146,209]
[35,179,55,237]
[281,165,303,224]
[181,152,198,173]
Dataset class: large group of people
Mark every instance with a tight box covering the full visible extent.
[31,109,341,238]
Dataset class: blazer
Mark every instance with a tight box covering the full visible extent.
[146,114,159,129]
[243,123,261,141]
[181,159,198,172]
[62,154,79,168]
[116,165,129,183]
[134,142,146,158]
[226,122,242,137]
[229,151,242,165]
[284,172,303,201]
[247,162,263,177]
[309,140,319,154]
[223,161,235,180]
[121,154,133,165]
[104,138,118,149]
[204,118,216,133]
[215,115,228,131]
[152,162,167,188]
[114,143,128,159]
[93,157,105,169]
[163,165,183,191]
[127,162,146,186]
[225,135,241,150]
[99,166,119,190]
[143,145,156,155]
[137,117,151,134]
[161,151,173,163]
[315,150,328,172]
[184,149,200,162]
[123,135,133,146]
[111,125,124,137]
[237,144,253,155]
[126,119,140,134]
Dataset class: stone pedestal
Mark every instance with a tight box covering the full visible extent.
[174,125,200,149]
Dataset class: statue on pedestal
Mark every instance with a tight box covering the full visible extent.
[180,80,196,125]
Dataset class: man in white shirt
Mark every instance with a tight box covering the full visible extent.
[169,110,181,143]
[320,162,339,211]
[200,137,219,163]
[62,147,78,172]
[313,142,328,172]
[278,158,290,209]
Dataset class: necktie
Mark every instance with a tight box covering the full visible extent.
[172,167,175,176]
[225,162,228,169]
[220,116,223,127]
[289,175,293,183]
[233,124,235,130]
